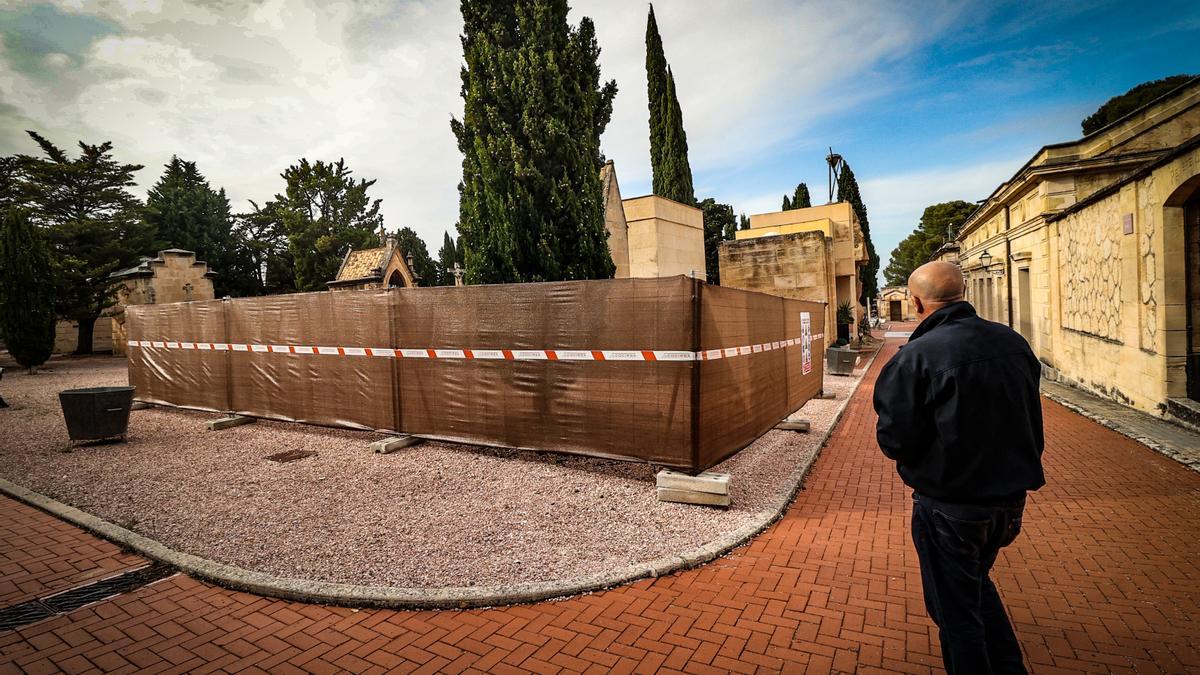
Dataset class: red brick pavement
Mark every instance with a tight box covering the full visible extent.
[0,498,144,607]
[2,336,1198,674]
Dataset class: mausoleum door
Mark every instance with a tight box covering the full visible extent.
[1186,191,1200,401]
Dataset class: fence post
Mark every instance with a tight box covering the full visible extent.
[389,288,403,434]
[222,297,233,414]
[690,276,703,473]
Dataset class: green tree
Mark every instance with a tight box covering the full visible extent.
[645,4,668,187]
[144,156,255,296]
[781,195,792,211]
[882,199,977,286]
[17,131,155,353]
[0,208,56,372]
[1082,74,1195,135]
[738,213,750,231]
[645,7,694,204]
[836,165,878,305]
[792,183,811,209]
[233,199,295,296]
[393,226,436,287]
[437,230,459,285]
[697,197,735,285]
[272,158,383,291]
[453,0,617,284]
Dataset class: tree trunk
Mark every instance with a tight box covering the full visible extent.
[74,316,97,355]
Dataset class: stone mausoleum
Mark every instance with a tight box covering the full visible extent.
[601,161,706,280]
[328,232,417,291]
[108,249,217,355]
[878,286,917,322]
[717,201,869,338]
[948,76,1200,424]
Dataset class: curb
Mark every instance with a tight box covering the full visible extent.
[0,350,879,610]
[1040,387,1200,473]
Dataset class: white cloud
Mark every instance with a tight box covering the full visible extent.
[860,156,1026,270]
[4,0,966,262]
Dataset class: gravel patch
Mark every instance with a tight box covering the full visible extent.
[0,353,869,589]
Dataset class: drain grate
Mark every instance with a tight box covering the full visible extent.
[266,449,317,463]
[0,562,174,632]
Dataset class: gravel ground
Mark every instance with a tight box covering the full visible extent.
[0,353,870,589]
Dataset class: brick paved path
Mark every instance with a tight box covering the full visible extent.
[2,336,1199,674]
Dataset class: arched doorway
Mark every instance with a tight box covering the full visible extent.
[1168,175,1200,400]
[387,270,406,288]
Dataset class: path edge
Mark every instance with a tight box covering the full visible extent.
[0,349,880,611]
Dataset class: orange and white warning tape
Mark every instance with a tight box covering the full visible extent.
[126,334,824,362]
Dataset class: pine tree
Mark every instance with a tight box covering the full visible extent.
[452,0,617,284]
[437,230,458,285]
[645,7,694,204]
[144,156,254,296]
[0,208,56,372]
[273,158,383,291]
[393,226,436,287]
[836,165,878,305]
[792,183,811,209]
[697,197,735,285]
[883,200,976,286]
[232,200,295,296]
[17,131,155,353]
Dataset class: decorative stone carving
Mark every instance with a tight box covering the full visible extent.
[1061,195,1122,341]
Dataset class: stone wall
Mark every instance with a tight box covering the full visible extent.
[718,230,835,336]
[1059,193,1123,342]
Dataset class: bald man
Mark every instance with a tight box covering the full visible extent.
[873,261,1044,675]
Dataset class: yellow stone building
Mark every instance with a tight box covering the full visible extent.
[718,202,868,335]
[328,233,417,291]
[601,161,707,280]
[953,76,1200,422]
[109,249,217,355]
[878,286,917,322]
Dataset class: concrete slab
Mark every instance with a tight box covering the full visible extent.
[815,391,837,400]
[776,420,811,432]
[130,402,150,411]
[207,416,256,431]
[656,487,730,507]
[371,435,425,454]
[656,470,729,495]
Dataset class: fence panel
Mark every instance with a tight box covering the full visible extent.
[127,300,229,412]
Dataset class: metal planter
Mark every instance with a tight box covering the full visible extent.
[58,386,135,442]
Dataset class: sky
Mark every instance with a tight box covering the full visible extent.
[2,0,1199,285]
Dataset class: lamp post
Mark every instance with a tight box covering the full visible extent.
[978,250,993,268]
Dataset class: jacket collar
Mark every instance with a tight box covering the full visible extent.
[909,301,976,342]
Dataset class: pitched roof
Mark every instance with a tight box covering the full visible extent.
[335,247,388,281]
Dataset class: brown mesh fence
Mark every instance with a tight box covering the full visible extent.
[126,276,824,472]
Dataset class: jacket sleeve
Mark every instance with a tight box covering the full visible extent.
[873,354,930,462]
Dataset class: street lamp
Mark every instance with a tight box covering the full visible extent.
[978,250,993,267]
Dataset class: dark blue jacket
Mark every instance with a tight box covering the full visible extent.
[873,301,1045,504]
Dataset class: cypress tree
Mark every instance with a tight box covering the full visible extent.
[645,4,668,192]
[836,165,879,304]
[657,67,695,204]
[738,213,750,231]
[645,7,694,204]
[453,0,617,283]
[781,195,792,211]
[0,208,56,372]
[437,230,458,285]
[792,183,811,209]
[697,197,735,285]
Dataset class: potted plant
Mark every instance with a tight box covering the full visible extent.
[836,301,854,346]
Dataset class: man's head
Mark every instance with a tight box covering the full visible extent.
[908,261,965,320]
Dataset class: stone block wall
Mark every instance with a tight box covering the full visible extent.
[718,230,835,336]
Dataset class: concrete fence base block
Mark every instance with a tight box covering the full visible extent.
[657,487,731,508]
[130,402,150,411]
[207,416,256,431]
[776,419,811,432]
[815,391,836,400]
[656,469,730,495]
[371,435,424,454]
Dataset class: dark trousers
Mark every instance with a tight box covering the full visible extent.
[911,492,1027,675]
